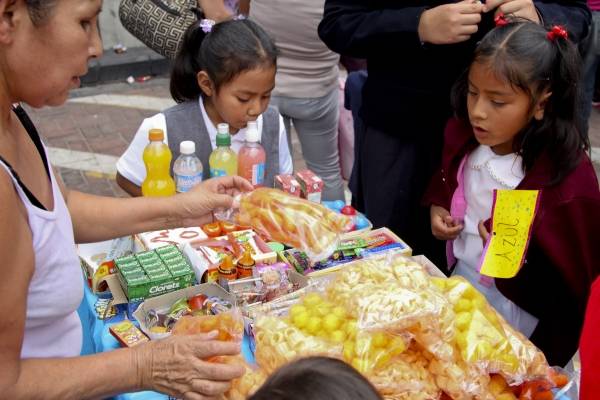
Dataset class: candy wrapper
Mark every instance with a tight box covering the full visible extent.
[226,188,352,260]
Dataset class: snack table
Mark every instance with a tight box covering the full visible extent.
[79,282,254,400]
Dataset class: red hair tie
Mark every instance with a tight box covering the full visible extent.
[547,25,568,41]
[494,13,508,27]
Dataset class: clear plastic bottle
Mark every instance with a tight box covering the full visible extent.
[173,141,203,193]
[238,121,266,187]
[209,123,238,177]
[141,128,176,197]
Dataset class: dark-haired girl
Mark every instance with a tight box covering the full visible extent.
[117,19,293,195]
[424,20,600,366]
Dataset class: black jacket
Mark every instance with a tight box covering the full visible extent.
[318,0,591,137]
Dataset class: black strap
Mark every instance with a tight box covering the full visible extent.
[0,154,46,210]
[13,105,50,179]
[0,106,50,210]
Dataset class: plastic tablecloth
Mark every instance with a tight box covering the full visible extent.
[78,282,254,400]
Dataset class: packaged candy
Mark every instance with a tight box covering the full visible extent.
[233,188,352,260]
[109,320,149,347]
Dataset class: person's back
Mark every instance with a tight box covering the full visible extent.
[250,0,339,98]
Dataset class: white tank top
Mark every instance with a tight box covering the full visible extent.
[0,146,83,358]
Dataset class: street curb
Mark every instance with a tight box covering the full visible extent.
[82,46,172,86]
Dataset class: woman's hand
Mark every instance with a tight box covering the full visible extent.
[430,205,464,240]
[418,0,484,44]
[175,176,253,227]
[136,332,245,400]
[483,0,540,23]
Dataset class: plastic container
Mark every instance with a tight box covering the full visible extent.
[209,123,237,177]
[173,140,203,193]
[238,121,266,187]
[141,128,176,197]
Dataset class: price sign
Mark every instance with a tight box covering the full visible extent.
[478,189,540,279]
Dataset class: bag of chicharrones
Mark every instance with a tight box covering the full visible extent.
[233,188,352,260]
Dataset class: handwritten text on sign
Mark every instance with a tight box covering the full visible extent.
[478,189,540,279]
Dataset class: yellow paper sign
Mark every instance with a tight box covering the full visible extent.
[478,189,540,279]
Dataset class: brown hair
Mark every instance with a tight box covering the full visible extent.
[25,0,57,25]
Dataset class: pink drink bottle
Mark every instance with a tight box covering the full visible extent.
[238,121,266,187]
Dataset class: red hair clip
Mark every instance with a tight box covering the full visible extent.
[547,25,568,41]
[494,13,509,27]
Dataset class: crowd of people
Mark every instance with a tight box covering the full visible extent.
[0,0,599,399]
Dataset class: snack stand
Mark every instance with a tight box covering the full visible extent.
[77,188,575,400]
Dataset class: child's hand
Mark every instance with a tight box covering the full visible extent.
[477,220,491,245]
[430,205,464,240]
[418,0,484,45]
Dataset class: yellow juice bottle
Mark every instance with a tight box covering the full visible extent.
[209,123,238,177]
[141,128,176,197]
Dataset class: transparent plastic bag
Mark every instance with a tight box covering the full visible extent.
[171,308,244,342]
[432,276,548,384]
[232,188,352,260]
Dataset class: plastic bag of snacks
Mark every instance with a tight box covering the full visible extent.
[171,309,244,342]
[231,188,352,260]
[222,355,268,400]
[431,276,548,384]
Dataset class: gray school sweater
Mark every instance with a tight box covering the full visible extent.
[164,100,280,187]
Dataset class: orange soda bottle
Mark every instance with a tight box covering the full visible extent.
[141,128,176,197]
[238,121,266,187]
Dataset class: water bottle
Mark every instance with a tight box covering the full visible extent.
[173,141,203,193]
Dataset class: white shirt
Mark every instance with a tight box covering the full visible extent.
[452,145,538,337]
[117,98,293,186]
[1,149,83,359]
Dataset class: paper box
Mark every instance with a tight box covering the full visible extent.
[295,169,324,203]
[132,283,234,339]
[274,174,301,197]
[78,236,138,292]
[114,247,196,303]
[182,229,277,282]
[138,227,208,250]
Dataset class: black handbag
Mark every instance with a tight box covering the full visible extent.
[119,0,201,59]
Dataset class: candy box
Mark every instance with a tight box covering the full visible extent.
[182,229,277,283]
[78,236,141,293]
[274,174,301,197]
[137,227,208,250]
[132,283,235,339]
[295,169,323,203]
[109,319,149,347]
[114,246,196,303]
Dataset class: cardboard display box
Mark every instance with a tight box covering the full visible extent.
[133,283,234,339]
[137,227,208,250]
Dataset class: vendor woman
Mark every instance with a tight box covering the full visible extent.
[0,0,251,398]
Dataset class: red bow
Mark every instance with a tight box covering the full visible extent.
[494,13,508,27]
[547,25,568,41]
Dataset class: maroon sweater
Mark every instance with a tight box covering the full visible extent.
[424,118,600,366]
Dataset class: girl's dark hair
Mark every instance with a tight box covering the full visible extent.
[248,357,383,400]
[170,19,277,103]
[25,0,57,25]
[451,20,589,184]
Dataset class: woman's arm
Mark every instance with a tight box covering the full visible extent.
[60,176,252,243]
[0,172,244,399]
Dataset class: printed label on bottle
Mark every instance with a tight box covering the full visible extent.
[210,168,227,178]
[252,163,265,186]
[175,172,203,193]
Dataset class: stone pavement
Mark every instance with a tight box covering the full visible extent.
[24,77,306,197]
[24,76,600,197]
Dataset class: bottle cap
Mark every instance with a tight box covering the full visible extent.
[238,250,255,267]
[179,141,195,154]
[148,129,164,141]
[216,132,231,147]
[217,123,229,135]
[245,121,260,143]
